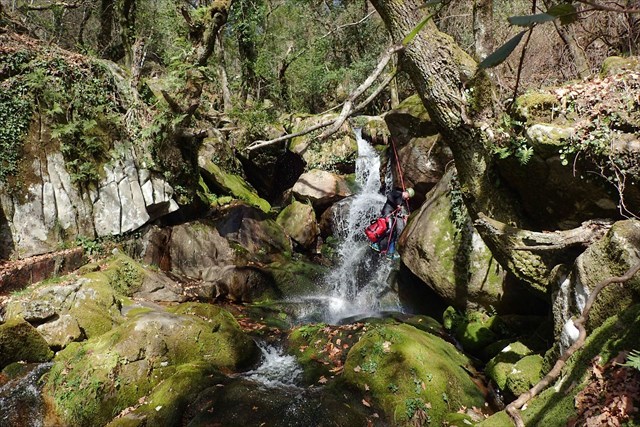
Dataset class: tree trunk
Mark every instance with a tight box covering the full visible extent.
[217,32,233,113]
[369,0,575,289]
[473,0,493,61]
[97,0,115,56]
[543,0,591,78]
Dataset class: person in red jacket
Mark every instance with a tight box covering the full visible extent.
[370,187,414,260]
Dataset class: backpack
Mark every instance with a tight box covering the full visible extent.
[365,217,388,243]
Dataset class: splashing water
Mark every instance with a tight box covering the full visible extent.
[241,341,303,388]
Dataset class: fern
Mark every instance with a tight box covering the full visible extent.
[620,349,640,371]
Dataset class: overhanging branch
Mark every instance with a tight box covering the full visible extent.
[246,44,403,152]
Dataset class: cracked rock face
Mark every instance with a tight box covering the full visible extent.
[1,145,178,259]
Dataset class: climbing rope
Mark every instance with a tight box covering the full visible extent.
[389,137,411,214]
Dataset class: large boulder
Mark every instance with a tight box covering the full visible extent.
[276,200,320,250]
[553,219,640,351]
[2,254,148,343]
[0,35,178,260]
[44,302,258,426]
[384,94,453,200]
[343,323,485,426]
[400,169,535,313]
[0,318,53,369]
[292,169,352,213]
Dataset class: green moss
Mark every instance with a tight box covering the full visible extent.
[505,354,543,396]
[481,305,640,426]
[0,319,53,369]
[513,91,561,123]
[45,307,257,426]
[601,56,640,76]
[201,161,270,213]
[343,324,484,426]
[484,342,533,390]
[107,363,223,427]
[267,260,328,297]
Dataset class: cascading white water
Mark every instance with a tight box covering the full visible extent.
[241,341,303,388]
[320,128,401,323]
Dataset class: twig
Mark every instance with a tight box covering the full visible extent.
[506,260,640,427]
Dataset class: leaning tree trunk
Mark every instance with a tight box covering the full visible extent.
[370,0,599,290]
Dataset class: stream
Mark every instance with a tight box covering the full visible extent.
[0,129,417,426]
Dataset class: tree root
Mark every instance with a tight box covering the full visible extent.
[505,260,640,427]
[474,213,612,288]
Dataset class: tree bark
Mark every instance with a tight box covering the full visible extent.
[473,0,493,61]
[368,0,577,289]
[217,32,233,113]
[544,0,591,78]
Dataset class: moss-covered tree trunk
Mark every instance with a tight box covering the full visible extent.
[370,0,592,291]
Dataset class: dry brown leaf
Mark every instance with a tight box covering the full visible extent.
[362,399,371,407]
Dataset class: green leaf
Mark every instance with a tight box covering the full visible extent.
[508,13,556,27]
[478,31,527,69]
[548,3,578,25]
[403,13,433,46]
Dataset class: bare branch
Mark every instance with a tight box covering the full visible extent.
[21,1,84,10]
[246,69,397,152]
[317,43,403,139]
[506,260,640,427]
[575,0,640,14]
[246,44,403,152]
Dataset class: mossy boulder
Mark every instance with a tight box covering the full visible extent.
[452,313,499,355]
[343,323,485,426]
[44,302,258,426]
[601,56,640,76]
[199,160,270,213]
[401,169,523,314]
[513,91,562,124]
[479,304,640,426]
[553,220,640,350]
[267,259,328,298]
[505,354,543,396]
[3,254,143,342]
[288,322,367,383]
[484,342,534,391]
[276,200,320,250]
[0,318,53,369]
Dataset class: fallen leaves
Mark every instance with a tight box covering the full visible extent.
[570,352,640,427]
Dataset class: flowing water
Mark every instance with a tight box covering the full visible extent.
[0,129,402,426]
[247,129,402,387]
[280,128,400,326]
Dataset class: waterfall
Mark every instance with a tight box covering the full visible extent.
[320,128,401,323]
